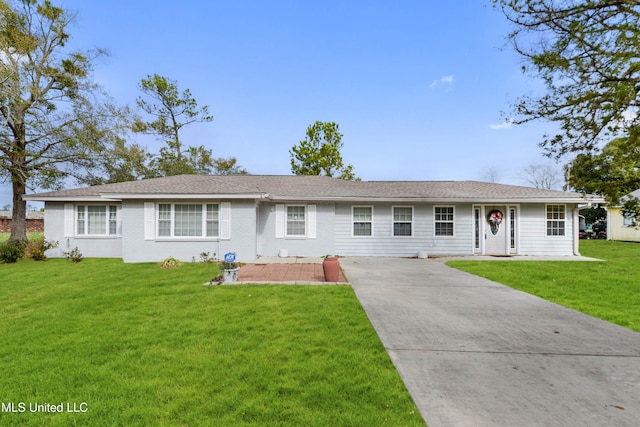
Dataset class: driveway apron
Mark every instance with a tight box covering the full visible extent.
[341,257,640,427]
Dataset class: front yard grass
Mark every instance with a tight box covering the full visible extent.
[0,232,43,242]
[449,240,640,332]
[0,259,424,426]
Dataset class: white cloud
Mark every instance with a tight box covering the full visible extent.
[489,119,515,130]
[429,75,454,89]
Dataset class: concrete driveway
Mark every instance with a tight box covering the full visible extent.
[341,257,640,427]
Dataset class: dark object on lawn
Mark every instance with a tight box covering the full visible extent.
[208,275,224,285]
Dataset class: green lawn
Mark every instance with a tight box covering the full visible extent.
[0,259,424,426]
[449,240,640,332]
[0,232,43,243]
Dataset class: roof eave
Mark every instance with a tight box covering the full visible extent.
[267,196,605,204]
[23,195,120,202]
[101,193,267,200]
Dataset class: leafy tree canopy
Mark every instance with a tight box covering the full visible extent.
[134,74,214,176]
[568,135,640,202]
[493,0,640,157]
[0,0,128,241]
[568,133,640,218]
[290,121,358,181]
[76,137,152,186]
[134,74,246,176]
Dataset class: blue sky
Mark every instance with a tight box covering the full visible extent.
[4,0,564,208]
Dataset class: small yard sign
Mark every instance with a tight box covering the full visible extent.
[224,252,236,263]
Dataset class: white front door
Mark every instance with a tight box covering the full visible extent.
[484,206,508,255]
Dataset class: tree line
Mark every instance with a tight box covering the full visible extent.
[5,0,640,242]
[0,0,357,241]
[493,0,640,221]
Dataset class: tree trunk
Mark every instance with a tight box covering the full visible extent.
[10,177,27,242]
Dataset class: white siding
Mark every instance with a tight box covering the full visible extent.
[307,204,317,239]
[518,204,576,256]
[121,199,258,262]
[42,199,581,262]
[335,203,474,257]
[63,204,74,238]
[143,202,155,240]
[44,202,123,259]
[275,204,285,238]
[220,202,231,240]
[257,202,334,257]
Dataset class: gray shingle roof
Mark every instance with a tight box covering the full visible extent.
[24,174,600,203]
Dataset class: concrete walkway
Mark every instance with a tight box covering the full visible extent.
[341,257,640,427]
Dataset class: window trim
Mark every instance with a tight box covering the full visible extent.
[545,204,566,237]
[156,203,220,239]
[509,207,518,251]
[622,210,636,227]
[76,204,118,237]
[352,206,373,237]
[473,206,481,252]
[434,205,455,237]
[392,206,414,237]
[285,205,307,238]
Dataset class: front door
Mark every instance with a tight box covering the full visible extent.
[484,206,508,255]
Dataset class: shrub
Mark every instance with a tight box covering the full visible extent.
[0,240,25,263]
[160,257,182,269]
[219,261,239,271]
[25,238,59,261]
[199,252,217,263]
[63,247,84,263]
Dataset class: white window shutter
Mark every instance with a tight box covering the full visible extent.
[275,204,285,238]
[308,204,317,239]
[143,202,155,240]
[117,205,123,237]
[220,202,231,240]
[63,204,74,237]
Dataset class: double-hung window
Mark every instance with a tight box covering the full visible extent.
[434,206,454,236]
[353,206,373,236]
[157,203,219,238]
[286,206,306,236]
[76,205,117,236]
[393,206,413,236]
[546,205,565,236]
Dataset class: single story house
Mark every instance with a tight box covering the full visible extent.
[24,175,603,262]
[607,189,640,242]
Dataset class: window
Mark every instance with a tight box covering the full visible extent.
[546,205,565,236]
[353,206,373,236]
[76,205,117,236]
[175,204,202,236]
[157,203,219,238]
[474,208,481,249]
[393,206,413,236]
[158,204,172,236]
[286,206,306,236]
[623,212,635,227]
[206,204,220,236]
[435,206,454,236]
[510,208,516,249]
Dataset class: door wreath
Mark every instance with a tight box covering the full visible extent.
[487,209,503,235]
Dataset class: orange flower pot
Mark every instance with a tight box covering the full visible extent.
[322,257,340,282]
